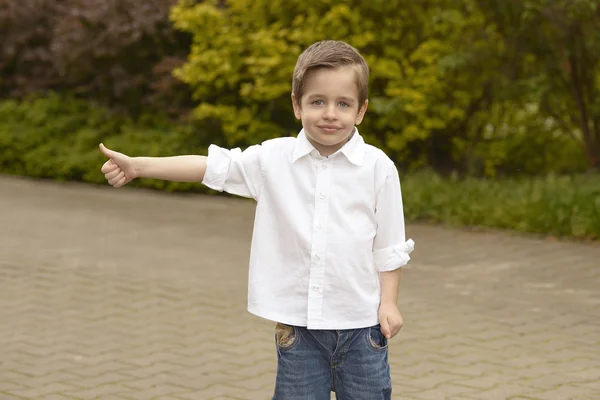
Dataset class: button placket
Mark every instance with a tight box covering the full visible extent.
[307,158,332,324]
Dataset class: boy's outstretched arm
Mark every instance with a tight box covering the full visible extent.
[99,143,207,188]
[379,269,404,339]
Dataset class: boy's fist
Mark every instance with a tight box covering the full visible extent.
[99,143,138,188]
[379,303,404,339]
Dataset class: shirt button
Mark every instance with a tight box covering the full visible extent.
[317,224,323,229]
[312,286,320,292]
[319,193,325,199]
[322,164,328,170]
[314,255,320,260]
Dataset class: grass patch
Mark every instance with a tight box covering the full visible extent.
[402,172,600,240]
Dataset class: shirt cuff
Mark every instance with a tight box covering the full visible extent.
[373,239,415,272]
[202,144,238,192]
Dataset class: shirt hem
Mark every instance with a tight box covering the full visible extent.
[248,305,380,330]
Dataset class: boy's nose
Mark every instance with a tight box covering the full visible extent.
[322,106,337,120]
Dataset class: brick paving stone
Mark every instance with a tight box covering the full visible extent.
[2,175,600,400]
[474,384,546,400]
[174,385,252,399]
[505,396,546,400]
[569,396,600,400]
[572,381,600,391]
[153,397,190,400]
[61,385,138,400]
[0,382,28,392]
[403,383,483,399]
[7,382,81,398]
[533,385,599,399]
[453,373,520,390]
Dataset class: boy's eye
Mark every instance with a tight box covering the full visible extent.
[338,102,350,108]
[312,100,324,106]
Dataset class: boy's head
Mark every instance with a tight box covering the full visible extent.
[291,40,370,156]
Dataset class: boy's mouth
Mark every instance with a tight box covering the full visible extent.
[318,125,340,134]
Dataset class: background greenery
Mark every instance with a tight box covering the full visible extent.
[1,0,599,239]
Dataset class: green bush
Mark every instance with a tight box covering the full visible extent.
[402,171,600,239]
[169,0,595,175]
[0,94,211,192]
[1,95,598,240]
[2,1,595,175]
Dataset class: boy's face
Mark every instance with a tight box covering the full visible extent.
[292,66,368,157]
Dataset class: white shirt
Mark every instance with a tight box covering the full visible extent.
[202,129,414,329]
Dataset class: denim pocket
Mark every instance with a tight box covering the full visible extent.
[275,323,299,351]
[366,325,388,352]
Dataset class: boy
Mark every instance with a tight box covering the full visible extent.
[100,40,414,399]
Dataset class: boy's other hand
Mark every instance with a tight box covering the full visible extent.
[379,303,403,339]
[99,143,138,188]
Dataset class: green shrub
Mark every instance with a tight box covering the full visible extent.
[1,95,598,240]
[0,94,210,192]
[169,0,595,175]
[402,171,600,239]
[169,0,502,171]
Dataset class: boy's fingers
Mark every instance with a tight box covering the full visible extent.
[105,168,121,181]
[393,317,404,337]
[108,171,125,186]
[101,159,117,174]
[391,321,402,338]
[114,175,127,188]
[380,318,391,339]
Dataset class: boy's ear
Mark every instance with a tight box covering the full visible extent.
[355,99,369,125]
[291,93,302,120]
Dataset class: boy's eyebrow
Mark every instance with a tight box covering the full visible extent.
[306,94,356,103]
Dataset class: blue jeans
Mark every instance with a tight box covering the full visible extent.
[272,323,392,399]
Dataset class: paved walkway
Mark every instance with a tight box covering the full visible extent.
[1,175,599,400]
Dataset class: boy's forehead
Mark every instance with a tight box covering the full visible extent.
[303,66,359,97]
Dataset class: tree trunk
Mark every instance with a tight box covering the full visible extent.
[567,37,597,169]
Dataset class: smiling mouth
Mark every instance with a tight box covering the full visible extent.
[318,126,340,133]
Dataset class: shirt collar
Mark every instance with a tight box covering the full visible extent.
[291,129,315,163]
[292,128,365,166]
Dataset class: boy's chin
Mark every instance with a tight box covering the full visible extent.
[312,137,346,148]
[308,132,350,146]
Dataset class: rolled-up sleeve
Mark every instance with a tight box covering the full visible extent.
[202,144,263,200]
[372,165,415,272]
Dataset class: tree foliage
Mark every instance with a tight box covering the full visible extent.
[477,0,600,169]
[170,0,594,174]
[0,0,192,115]
[170,0,483,170]
[0,0,596,176]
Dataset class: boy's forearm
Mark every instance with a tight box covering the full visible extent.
[134,155,208,182]
[380,268,403,305]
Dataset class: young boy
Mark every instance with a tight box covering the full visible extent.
[100,40,414,399]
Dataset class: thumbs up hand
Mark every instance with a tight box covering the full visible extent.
[99,143,138,188]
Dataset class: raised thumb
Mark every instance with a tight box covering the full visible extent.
[99,143,116,159]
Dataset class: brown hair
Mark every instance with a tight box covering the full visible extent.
[292,40,369,106]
